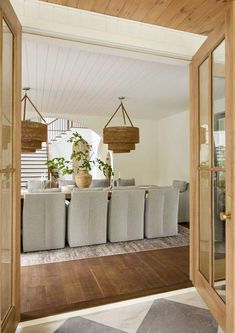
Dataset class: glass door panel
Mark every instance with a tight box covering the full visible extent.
[1,19,14,321]
[197,39,226,301]
[212,40,226,301]
[213,171,226,301]
[199,57,210,281]
[2,19,13,169]
[199,58,210,167]
[213,41,225,169]
[1,173,13,320]
[199,171,211,281]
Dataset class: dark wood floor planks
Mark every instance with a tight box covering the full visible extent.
[21,246,192,320]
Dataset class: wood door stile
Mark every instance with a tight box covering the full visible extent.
[225,4,235,333]
[190,3,235,331]
[0,1,21,333]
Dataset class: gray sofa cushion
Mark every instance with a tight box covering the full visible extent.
[172,180,188,193]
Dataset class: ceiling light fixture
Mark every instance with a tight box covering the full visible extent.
[21,87,47,153]
[103,97,139,153]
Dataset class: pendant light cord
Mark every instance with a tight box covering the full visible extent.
[21,89,47,124]
[104,99,134,128]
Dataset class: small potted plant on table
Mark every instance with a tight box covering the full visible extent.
[46,157,73,187]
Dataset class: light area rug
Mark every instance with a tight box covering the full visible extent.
[21,225,189,267]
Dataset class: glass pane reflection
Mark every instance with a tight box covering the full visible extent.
[199,171,210,281]
[1,20,13,321]
[212,40,226,302]
[199,58,210,166]
[213,41,225,168]
[213,172,226,302]
[1,173,13,319]
[2,20,13,169]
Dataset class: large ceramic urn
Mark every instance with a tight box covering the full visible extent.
[75,170,92,188]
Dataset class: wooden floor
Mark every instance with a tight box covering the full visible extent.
[21,246,192,320]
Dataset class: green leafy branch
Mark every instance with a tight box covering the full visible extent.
[46,157,73,179]
[96,158,114,180]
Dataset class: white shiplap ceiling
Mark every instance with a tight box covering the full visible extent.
[22,33,189,120]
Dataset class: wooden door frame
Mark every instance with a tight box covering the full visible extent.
[190,3,235,332]
[225,3,235,333]
[0,1,21,333]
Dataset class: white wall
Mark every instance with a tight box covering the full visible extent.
[46,110,189,186]
[155,110,189,185]
[112,119,159,185]
[73,112,190,185]
[76,115,160,185]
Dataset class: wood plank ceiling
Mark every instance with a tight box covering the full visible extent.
[22,34,189,120]
[41,0,231,35]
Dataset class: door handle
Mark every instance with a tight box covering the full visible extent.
[220,212,231,221]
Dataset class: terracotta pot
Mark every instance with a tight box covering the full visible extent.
[75,170,92,188]
[51,178,59,188]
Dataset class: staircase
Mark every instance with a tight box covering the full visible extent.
[21,118,86,189]
[21,145,48,189]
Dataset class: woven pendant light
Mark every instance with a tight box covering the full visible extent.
[21,88,47,153]
[103,97,139,153]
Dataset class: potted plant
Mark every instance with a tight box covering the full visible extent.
[67,132,94,188]
[47,132,114,188]
[46,157,73,187]
[96,158,114,185]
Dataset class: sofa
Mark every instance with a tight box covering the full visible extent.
[172,180,189,223]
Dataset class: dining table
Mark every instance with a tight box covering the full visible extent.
[20,186,151,200]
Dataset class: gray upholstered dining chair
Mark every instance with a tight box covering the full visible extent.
[23,192,66,252]
[67,190,109,247]
[27,188,61,193]
[145,187,179,238]
[27,179,50,190]
[58,179,76,187]
[90,178,110,188]
[172,180,189,223]
[115,178,135,186]
[113,186,138,190]
[108,188,145,242]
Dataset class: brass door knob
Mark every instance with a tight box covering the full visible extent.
[220,212,231,221]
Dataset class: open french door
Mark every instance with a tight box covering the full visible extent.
[0,1,21,333]
[190,3,235,332]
